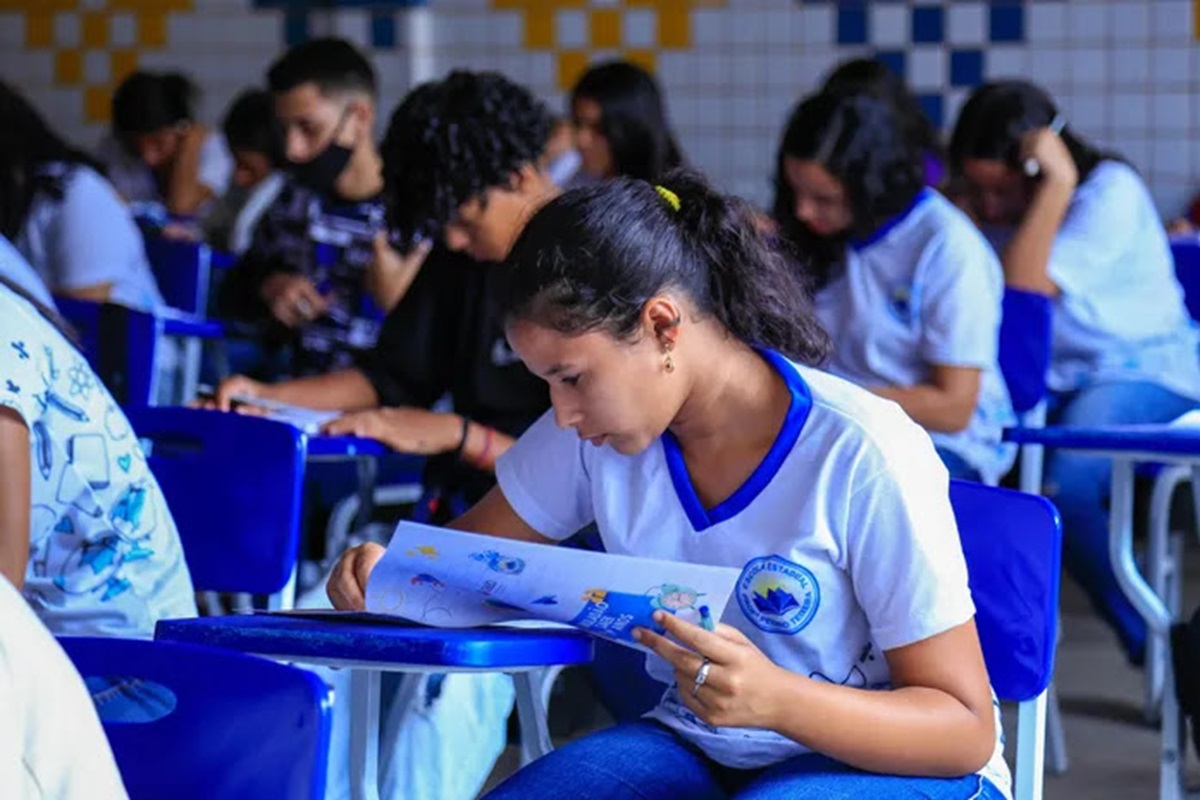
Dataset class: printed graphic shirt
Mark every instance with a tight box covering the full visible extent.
[0,284,195,637]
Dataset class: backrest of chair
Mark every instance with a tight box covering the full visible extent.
[999,288,1054,416]
[144,237,213,317]
[1170,238,1200,323]
[55,297,159,407]
[950,480,1062,702]
[126,407,306,595]
[59,636,330,800]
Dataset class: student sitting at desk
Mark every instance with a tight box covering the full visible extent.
[210,70,560,800]
[0,83,165,313]
[950,80,1200,665]
[217,38,424,376]
[774,91,1014,484]
[98,70,233,222]
[0,277,196,638]
[328,171,1012,800]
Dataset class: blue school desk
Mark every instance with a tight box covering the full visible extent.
[1004,423,1200,800]
[155,614,593,800]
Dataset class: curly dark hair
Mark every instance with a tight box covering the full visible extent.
[505,169,830,366]
[380,70,553,244]
[0,81,105,241]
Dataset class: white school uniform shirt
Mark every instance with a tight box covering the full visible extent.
[0,283,195,637]
[986,160,1200,399]
[495,350,1012,797]
[814,189,1016,484]
[0,233,55,310]
[16,163,165,313]
[0,576,128,800]
[98,132,234,218]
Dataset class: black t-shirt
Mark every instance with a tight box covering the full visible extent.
[357,247,549,502]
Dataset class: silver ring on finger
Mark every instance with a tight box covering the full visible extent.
[691,656,711,697]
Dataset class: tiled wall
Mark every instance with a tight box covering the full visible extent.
[0,0,1197,216]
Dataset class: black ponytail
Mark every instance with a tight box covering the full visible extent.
[504,168,830,366]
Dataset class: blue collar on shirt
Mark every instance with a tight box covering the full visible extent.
[850,188,935,252]
[661,349,814,532]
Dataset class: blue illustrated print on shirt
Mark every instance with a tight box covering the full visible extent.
[736,556,821,635]
[5,380,18,394]
[67,360,94,399]
[54,516,73,534]
[11,340,28,359]
[38,388,88,422]
[124,541,154,563]
[110,485,148,535]
[117,454,132,473]
[101,577,132,602]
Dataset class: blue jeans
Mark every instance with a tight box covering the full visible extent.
[937,448,983,482]
[484,722,1005,800]
[1045,380,1199,664]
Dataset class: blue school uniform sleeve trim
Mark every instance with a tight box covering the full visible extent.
[850,189,934,252]
[662,349,813,532]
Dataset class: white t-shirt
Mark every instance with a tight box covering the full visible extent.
[495,350,1011,796]
[98,132,234,218]
[0,576,128,800]
[0,284,195,637]
[815,189,1016,484]
[16,164,165,312]
[987,161,1200,398]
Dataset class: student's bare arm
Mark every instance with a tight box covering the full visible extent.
[0,408,31,589]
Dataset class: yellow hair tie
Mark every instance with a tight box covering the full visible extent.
[654,185,681,212]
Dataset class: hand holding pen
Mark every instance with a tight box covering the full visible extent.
[1020,114,1077,189]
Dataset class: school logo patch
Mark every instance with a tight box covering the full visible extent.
[736,556,820,634]
[887,282,916,325]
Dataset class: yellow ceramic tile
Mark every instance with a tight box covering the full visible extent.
[55,49,83,85]
[111,50,139,84]
[524,11,554,48]
[623,49,657,75]
[557,50,590,92]
[590,8,622,49]
[111,0,191,10]
[25,11,53,48]
[138,10,167,47]
[657,6,690,48]
[0,0,78,9]
[85,85,112,123]
[82,11,108,48]
[1196,0,1200,40]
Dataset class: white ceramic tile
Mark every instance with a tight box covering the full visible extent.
[1027,50,1069,86]
[622,9,655,50]
[730,10,767,46]
[907,47,945,91]
[556,10,586,50]
[944,88,969,129]
[1108,93,1150,135]
[729,52,764,87]
[692,9,724,47]
[799,6,834,47]
[331,10,369,47]
[53,11,80,47]
[946,3,987,46]
[490,12,521,48]
[1116,138,1151,174]
[1064,94,1108,132]
[985,46,1027,80]
[695,53,727,88]
[695,95,726,129]
[869,4,908,48]
[765,9,794,47]
[82,50,107,84]
[1152,93,1191,132]
[1072,48,1110,87]
[107,12,135,48]
[656,52,691,89]
[1153,138,1191,176]
[1110,2,1151,43]
[1110,47,1152,89]
[1068,2,1109,44]
[1151,47,1191,88]
[1152,0,1192,45]
[1025,2,1066,44]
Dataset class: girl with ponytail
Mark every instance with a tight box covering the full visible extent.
[329,169,1011,800]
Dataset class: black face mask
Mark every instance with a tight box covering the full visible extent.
[287,111,354,195]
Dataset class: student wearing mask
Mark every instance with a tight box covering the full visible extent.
[218,38,427,376]
[99,70,233,220]
[0,83,164,312]
[210,70,560,800]
[328,171,1012,800]
[570,60,685,184]
[774,91,1014,485]
[950,80,1200,665]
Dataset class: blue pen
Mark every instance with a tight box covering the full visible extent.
[699,605,715,632]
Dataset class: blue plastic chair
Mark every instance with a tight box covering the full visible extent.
[58,636,331,800]
[56,296,160,407]
[998,287,1054,492]
[144,236,213,317]
[126,407,307,608]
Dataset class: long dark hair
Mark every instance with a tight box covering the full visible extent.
[504,169,830,366]
[821,57,944,167]
[772,91,926,289]
[948,80,1117,183]
[112,70,197,137]
[571,60,685,182]
[0,81,105,241]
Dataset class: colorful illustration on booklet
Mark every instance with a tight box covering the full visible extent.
[411,573,444,589]
[532,594,558,605]
[569,584,701,642]
[471,549,526,575]
[405,545,439,560]
[374,586,405,613]
[483,598,523,612]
